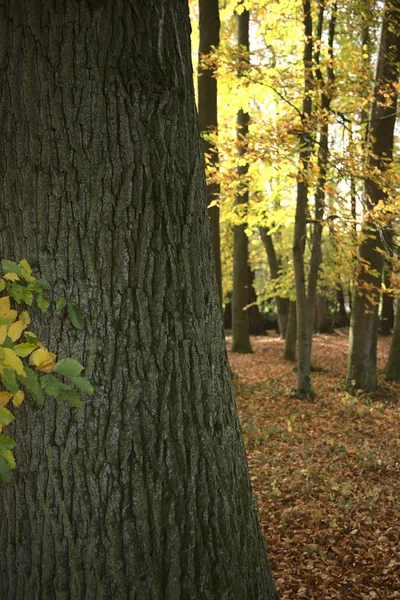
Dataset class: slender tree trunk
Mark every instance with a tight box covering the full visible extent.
[198,0,222,304]
[284,301,297,362]
[380,266,394,335]
[346,0,400,390]
[0,3,278,599]
[259,227,289,338]
[385,297,400,380]
[247,266,266,335]
[293,0,336,395]
[232,8,252,353]
[336,284,349,327]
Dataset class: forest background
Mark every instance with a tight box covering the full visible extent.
[191,0,400,597]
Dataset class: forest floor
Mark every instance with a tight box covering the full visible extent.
[226,330,400,600]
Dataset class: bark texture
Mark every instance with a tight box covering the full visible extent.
[232,8,252,354]
[0,2,278,599]
[346,0,400,389]
[198,0,222,304]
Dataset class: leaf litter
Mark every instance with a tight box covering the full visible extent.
[227,330,400,600]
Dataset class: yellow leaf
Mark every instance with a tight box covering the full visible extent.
[0,280,5,292]
[8,320,25,342]
[0,296,10,318]
[3,272,20,282]
[3,310,17,323]
[0,324,8,346]
[1,348,25,376]
[12,389,25,407]
[0,391,12,408]
[30,348,57,372]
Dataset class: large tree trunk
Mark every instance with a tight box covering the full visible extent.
[232,8,252,354]
[0,3,278,599]
[346,0,400,390]
[198,0,222,304]
[259,227,289,338]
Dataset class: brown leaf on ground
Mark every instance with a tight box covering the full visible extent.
[227,330,400,600]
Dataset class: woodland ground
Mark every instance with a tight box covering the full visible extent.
[226,331,400,600]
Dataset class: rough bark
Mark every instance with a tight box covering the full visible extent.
[259,227,289,338]
[0,2,278,599]
[346,0,400,390]
[198,0,222,304]
[385,297,400,380]
[283,301,297,362]
[232,8,252,354]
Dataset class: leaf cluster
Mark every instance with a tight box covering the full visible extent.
[0,259,93,483]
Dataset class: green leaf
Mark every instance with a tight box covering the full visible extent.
[40,374,63,398]
[24,332,38,345]
[70,376,94,394]
[31,386,45,406]
[8,283,24,304]
[0,435,16,451]
[20,311,31,327]
[0,455,12,482]
[0,407,15,426]
[17,366,39,394]
[21,288,33,306]
[60,390,82,408]
[67,303,84,330]
[0,280,6,292]
[54,358,84,377]
[27,279,50,293]
[56,297,67,310]
[37,293,50,312]
[1,367,20,394]
[1,260,23,278]
[0,449,15,469]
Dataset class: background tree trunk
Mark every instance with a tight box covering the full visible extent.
[379,266,394,335]
[232,8,252,353]
[259,227,289,338]
[198,0,222,304]
[0,3,278,599]
[385,297,400,380]
[284,301,297,362]
[346,0,400,389]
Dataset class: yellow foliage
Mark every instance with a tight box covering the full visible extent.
[30,348,57,373]
[12,390,25,408]
[0,391,12,409]
[1,348,25,376]
[8,320,25,343]
[0,297,10,318]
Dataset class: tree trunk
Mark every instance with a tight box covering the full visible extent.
[247,267,266,335]
[259,227,289,338]
[232,8,252,354]
[0,3,278,599]
[380,266,394,335]
[198,0,222,305]
[336,284,349,327]
[385,297,400,380]
[346,0,400,390]
[284,301,297,362]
